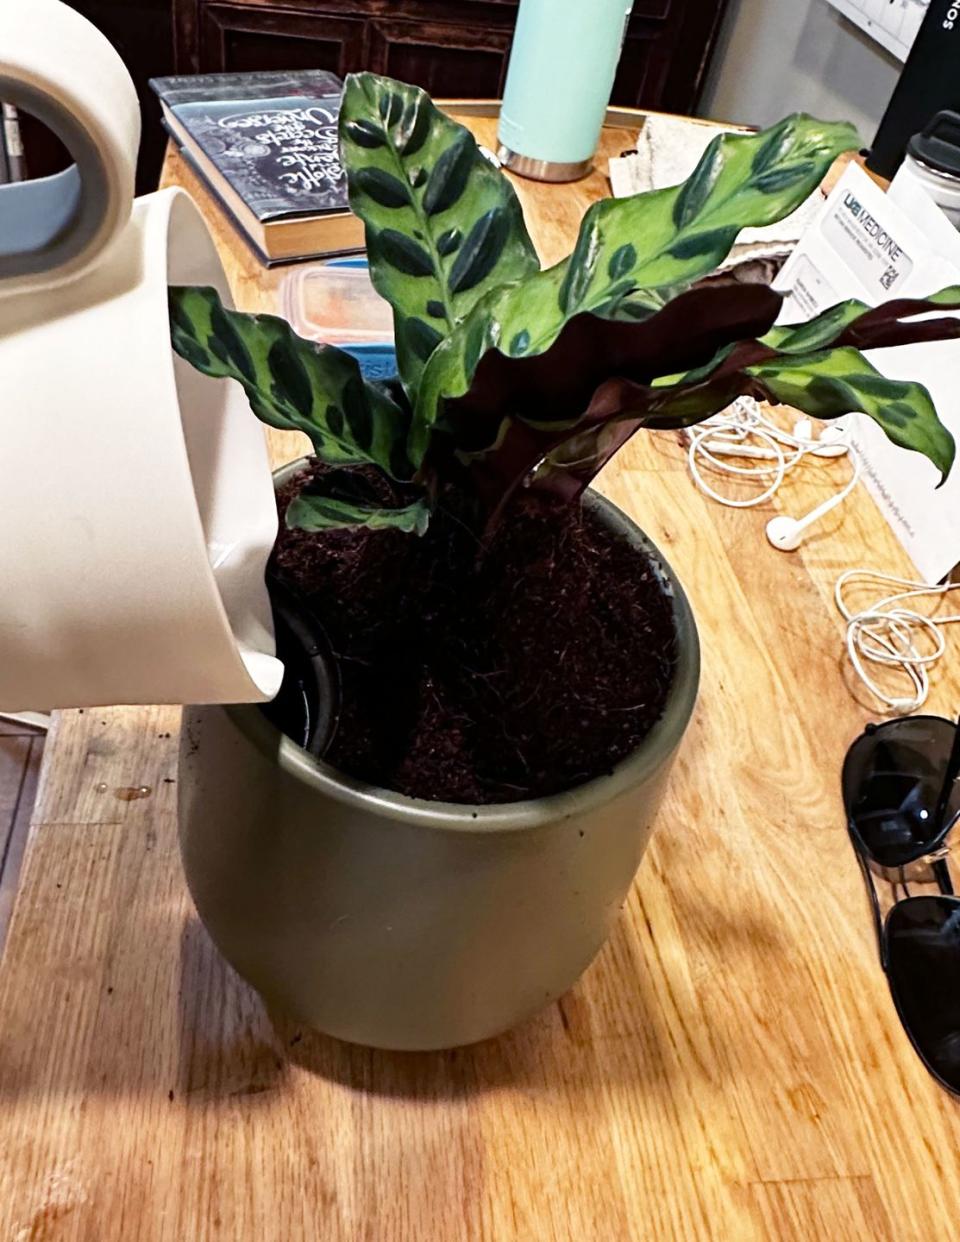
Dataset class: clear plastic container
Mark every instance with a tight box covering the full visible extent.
[281,257,397,379]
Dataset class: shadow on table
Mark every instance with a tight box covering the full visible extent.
[0,874,768,1106]
[0,887,749,1103]
[172,903,740,1106]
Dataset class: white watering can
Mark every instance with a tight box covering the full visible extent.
[0,0,283,710]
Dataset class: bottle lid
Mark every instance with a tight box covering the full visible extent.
[908,111,960,180]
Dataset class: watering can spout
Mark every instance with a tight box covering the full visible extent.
[0,0,284,711]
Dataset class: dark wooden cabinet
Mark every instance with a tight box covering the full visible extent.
[61,0,176,194]
[59,0,728,191]
[176,0,729,116]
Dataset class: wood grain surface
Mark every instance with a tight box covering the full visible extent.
[0,724,44,955]
[0,115,957,1242]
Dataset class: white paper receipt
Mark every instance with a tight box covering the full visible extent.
[776,162,960,585]
[822,186,914,296]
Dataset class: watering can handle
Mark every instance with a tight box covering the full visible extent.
[0,0,140,296]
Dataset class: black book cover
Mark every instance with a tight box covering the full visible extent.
[869,0,960,178]
[149,70,347,222]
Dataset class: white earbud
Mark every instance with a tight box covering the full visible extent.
[807,425,850,459]
[765,451,862,551]
[793,418,813,441]
[764,514,806,551]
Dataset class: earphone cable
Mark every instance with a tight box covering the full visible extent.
[682,400,956,712]
[685,397,849,510]
[835,570,960,712]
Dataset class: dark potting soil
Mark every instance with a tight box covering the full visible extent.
[269,460,678,804]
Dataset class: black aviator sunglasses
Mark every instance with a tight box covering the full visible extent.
[843,713,960,1095]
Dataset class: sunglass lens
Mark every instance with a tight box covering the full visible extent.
[886,896,960,1094]
[842,717,960,867]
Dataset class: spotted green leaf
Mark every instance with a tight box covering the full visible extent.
[439,286,959,520]
[168,286,415,481]
[610,347,955,489]
[286,470,431,535]
[746,350,955,483]
[523,341,956,507]
[647,287,960,483]
[413,114,860,459]
[761,283,960,354]
[340,72,540,398]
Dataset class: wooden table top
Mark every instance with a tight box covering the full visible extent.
[0,111,957,1242]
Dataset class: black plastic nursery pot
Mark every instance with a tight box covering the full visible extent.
[177,463,700,1051]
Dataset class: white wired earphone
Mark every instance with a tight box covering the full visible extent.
[684,397,956,712]
[835,570,960,712]
[685,397,861,549]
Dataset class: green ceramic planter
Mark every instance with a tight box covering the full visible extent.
[178,477,700,1050]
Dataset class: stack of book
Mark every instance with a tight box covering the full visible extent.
[150,69,365,266]
[0,102,26,184]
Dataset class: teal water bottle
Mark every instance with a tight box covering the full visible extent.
[498,0,634,182]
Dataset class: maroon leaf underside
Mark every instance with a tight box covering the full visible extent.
[439,284,784,522]
[535,300,960,505]
[835,298,960,352]
[446,288,960,526]
[443,284,784,445]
